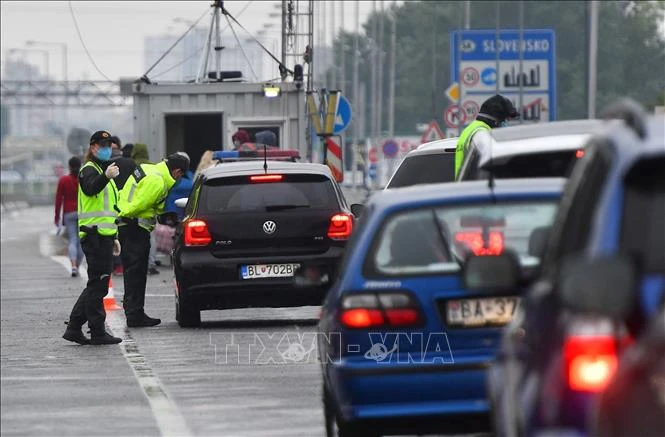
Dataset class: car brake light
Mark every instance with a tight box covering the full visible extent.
[576,150,585,159]
[339,292,423,329]
[250,174,283,183]
[328,213,353,240]
[455,231,504,255]
[564,335,618,392]
[184,219,212,246]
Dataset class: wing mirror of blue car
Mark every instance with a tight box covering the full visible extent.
[293,265,330,287]
[463,251,521,294]
[156,211,179,227]
[558,254,637,319]
[350,203,365,219]
[174,198,188,208]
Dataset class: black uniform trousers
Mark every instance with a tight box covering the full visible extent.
[118,221,151,320]
[68,233,114,336]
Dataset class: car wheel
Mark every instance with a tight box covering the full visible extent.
[176,295,201,328]
[323,383,377,437]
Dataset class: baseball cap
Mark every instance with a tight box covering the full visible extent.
[166,152,190,173]
[90,130,113,145]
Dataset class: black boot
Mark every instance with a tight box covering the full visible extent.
[63,326,90,345]
[127,313,161,328]
[90,331,122,345]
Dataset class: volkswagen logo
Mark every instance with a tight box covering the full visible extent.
[262,220,277,235]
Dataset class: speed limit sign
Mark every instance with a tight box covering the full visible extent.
[461,67,479,87]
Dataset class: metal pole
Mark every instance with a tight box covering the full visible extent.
[464,0,471,29]
[62,43,69,134]
[588,0,599,119]
[352,0,360,189]
[370,0,378,142]
[340,1,346,93]
[281,0,287,69]
[388,6,396,138]
[495,1,501,96]
[331,0,336,89]
[377,0,385,139]
[518,0,524,123]
[215,3,221,81]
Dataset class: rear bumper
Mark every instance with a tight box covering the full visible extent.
[326,355,493,430]
[174,247,344,309]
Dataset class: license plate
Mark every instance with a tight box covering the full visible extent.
[241,263,300,279]
[446,297,520,327]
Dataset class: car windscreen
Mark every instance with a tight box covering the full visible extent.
[366,201,558,276]
[387,153,456,188]
[483,150,579,179]
[201,174,339,212]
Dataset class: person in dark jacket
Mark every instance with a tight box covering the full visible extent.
[110,136,136,191]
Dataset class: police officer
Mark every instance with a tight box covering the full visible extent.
[455,94,519,179]
[63,130,123,345]
[117,152,190,327]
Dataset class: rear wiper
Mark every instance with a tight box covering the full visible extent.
[265,204,311,211]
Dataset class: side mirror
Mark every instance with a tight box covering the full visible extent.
[293,264,330,287]
[174,198,188,208]
[559,254,636,319]
[463,251,521,294]
[528,226,550,258]
[156,211,179,227]
[350,203,365,218]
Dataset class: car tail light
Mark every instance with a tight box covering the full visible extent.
[250,174,283,183]
[328,213,353,240]
[184,219,212,246]
[339,292,423,329]
[575,150,585,159]
[564,335,618,392]
[455,231,504,255]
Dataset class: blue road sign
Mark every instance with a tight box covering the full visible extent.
[368,163,377,180]
[333,95,353,135]
[382,139,399,159]
[450,29,557,126]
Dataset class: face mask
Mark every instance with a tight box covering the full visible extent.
[499,120,510,128]
[233,139,241,148]
[111,148,121,157]
[96,146,112,161]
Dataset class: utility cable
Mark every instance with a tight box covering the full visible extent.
[222,5,293,76]
[141,7,210,80]
[152,1,254,80]
[224,14,259,82]
[68,1,113,81]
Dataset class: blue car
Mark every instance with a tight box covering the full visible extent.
[489,108,665,437]
[317,178,565,437]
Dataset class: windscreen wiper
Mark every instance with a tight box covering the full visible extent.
[265,204,311,211]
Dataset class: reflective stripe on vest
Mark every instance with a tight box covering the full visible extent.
[455,120,491,178]
[78,161,119,238]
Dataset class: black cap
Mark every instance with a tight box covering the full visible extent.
[166,152,190,173]
[479,95,519,121]
[121,143,134,158]
[90,130,112,145]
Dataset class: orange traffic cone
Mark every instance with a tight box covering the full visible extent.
[104,277,122,311]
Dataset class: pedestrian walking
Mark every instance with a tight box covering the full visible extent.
[117,152,190,327]
[62,130,123,345]
[54,156,85,277]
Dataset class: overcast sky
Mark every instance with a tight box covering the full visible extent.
[1,1,391,81]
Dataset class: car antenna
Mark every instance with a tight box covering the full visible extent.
[263,144,268,174]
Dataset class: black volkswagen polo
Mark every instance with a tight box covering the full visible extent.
[172,159,357,327]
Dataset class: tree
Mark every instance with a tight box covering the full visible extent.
[324,0,665,134]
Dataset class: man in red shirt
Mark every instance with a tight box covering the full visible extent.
[55,156,85,277]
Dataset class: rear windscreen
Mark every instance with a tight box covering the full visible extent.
[387,153,456,188]
[486,151,578,179]
[201,174,339,212]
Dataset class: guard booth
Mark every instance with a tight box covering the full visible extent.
[132,81,306,170]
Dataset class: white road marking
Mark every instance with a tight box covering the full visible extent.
[48,250,191,437]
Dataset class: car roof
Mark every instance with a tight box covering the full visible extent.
[600,114,665,165]
[490,119,608,142]
[202,160,334,180]
[370,177,565,211]
[410,137,458,156]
